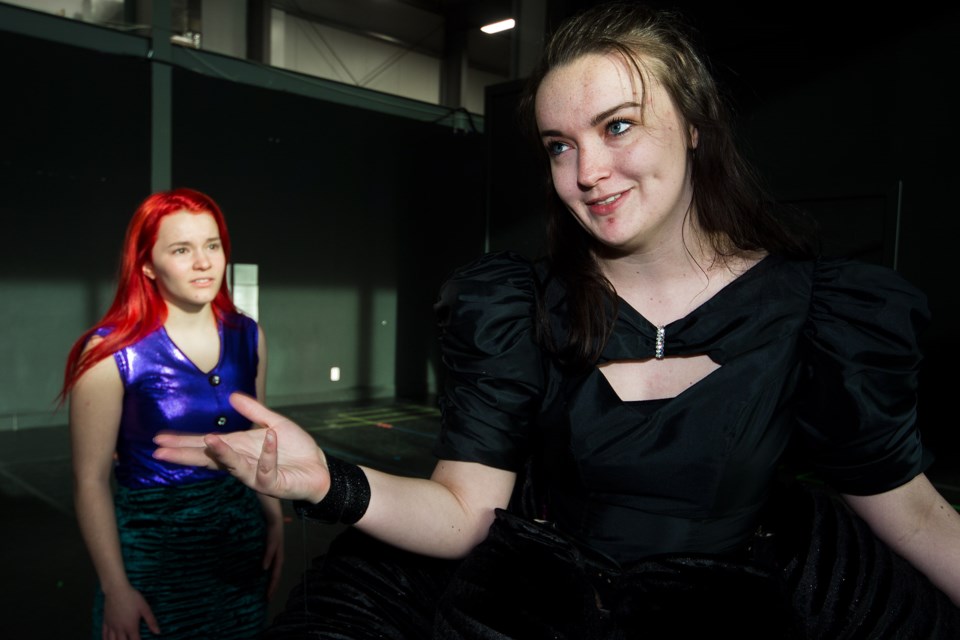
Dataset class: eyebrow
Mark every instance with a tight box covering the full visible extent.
[540,101,643,138]
[591,101,642,126]
[164,237,220,249]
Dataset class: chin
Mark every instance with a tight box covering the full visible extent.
[592,238,634,258]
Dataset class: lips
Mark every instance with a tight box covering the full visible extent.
[592,193,621,205]
[586,189,629,215]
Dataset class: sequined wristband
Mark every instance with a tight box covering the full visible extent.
[293,454,370,525]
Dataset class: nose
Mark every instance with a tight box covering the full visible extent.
[194,249,212,270]
[577,143,611,190]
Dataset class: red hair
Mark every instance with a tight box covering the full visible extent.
[60,188,237,402]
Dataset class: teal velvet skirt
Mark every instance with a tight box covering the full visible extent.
[91,475,268,639]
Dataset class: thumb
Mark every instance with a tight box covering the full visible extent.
[256,428,279,486]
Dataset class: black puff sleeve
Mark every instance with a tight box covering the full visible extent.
[432,251,545,471]
[795,258,932,495]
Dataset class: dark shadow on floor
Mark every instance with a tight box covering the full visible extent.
[0,398,438,638]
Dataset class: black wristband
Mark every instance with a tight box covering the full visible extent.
[293,454,370,525]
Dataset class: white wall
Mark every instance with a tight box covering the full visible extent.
[3,0,124,22]
[6,0,506,114]
[201,0,246,58]
[273,10,441,106]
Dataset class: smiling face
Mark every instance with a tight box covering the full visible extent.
[142,210,226,313]
[536,52,698,257]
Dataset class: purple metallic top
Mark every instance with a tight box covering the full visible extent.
[97,313,259,488]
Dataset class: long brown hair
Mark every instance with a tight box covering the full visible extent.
[519,2,818,370]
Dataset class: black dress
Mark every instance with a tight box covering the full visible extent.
[269,251,960,639]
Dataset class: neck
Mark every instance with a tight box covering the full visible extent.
[597,220,718,289]
[164,301,217,330]
[596,222,748,327]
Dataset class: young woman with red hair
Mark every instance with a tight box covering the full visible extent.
[62,188,283,639]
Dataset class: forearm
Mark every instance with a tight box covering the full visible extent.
[74,478,131,594]
[844,473,960,606]
[876,492,960,605]
[347,461,515,559]
[257,493,284,525]
[900,501,960,606]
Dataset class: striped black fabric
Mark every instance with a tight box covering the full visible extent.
[91,476,268,639]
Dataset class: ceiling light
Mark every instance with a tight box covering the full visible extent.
[481,18,515,34]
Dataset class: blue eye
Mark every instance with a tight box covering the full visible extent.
[546,140,569,156]
[607,120,632,136]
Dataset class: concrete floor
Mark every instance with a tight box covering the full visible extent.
[3,397,959,637]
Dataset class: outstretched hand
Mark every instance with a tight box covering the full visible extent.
[153,392,331,502]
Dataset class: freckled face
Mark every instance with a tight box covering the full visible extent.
[142,211,225,313]
[535,53,697,254]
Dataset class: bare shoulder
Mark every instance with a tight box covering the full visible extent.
[74,337,121,392]
[81,333,105,353]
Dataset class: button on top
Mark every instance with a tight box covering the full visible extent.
[209,374,221,386]
[216,416,227,427]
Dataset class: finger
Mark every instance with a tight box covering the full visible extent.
[260,537,281,592]
[229,392,282,428]
[143,608,161,635]
[152,445,220,468]
[202,433,247,471]
[152,432,208,448]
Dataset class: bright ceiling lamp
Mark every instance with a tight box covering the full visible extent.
[481,18,516,34]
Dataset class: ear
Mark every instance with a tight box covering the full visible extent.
[689,125,699,150]
[142,263,156,280]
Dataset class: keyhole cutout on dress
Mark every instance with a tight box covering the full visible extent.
[598,355,720,402]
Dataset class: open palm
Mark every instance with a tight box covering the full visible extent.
[153,392,331,502]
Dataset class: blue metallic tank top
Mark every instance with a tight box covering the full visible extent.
[98,313,259,488]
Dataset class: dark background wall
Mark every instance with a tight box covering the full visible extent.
[1,3,957,456]
[0,26,486,428]
[1,31,153,427]
[170,67,486,402]
[712,4,960,456]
